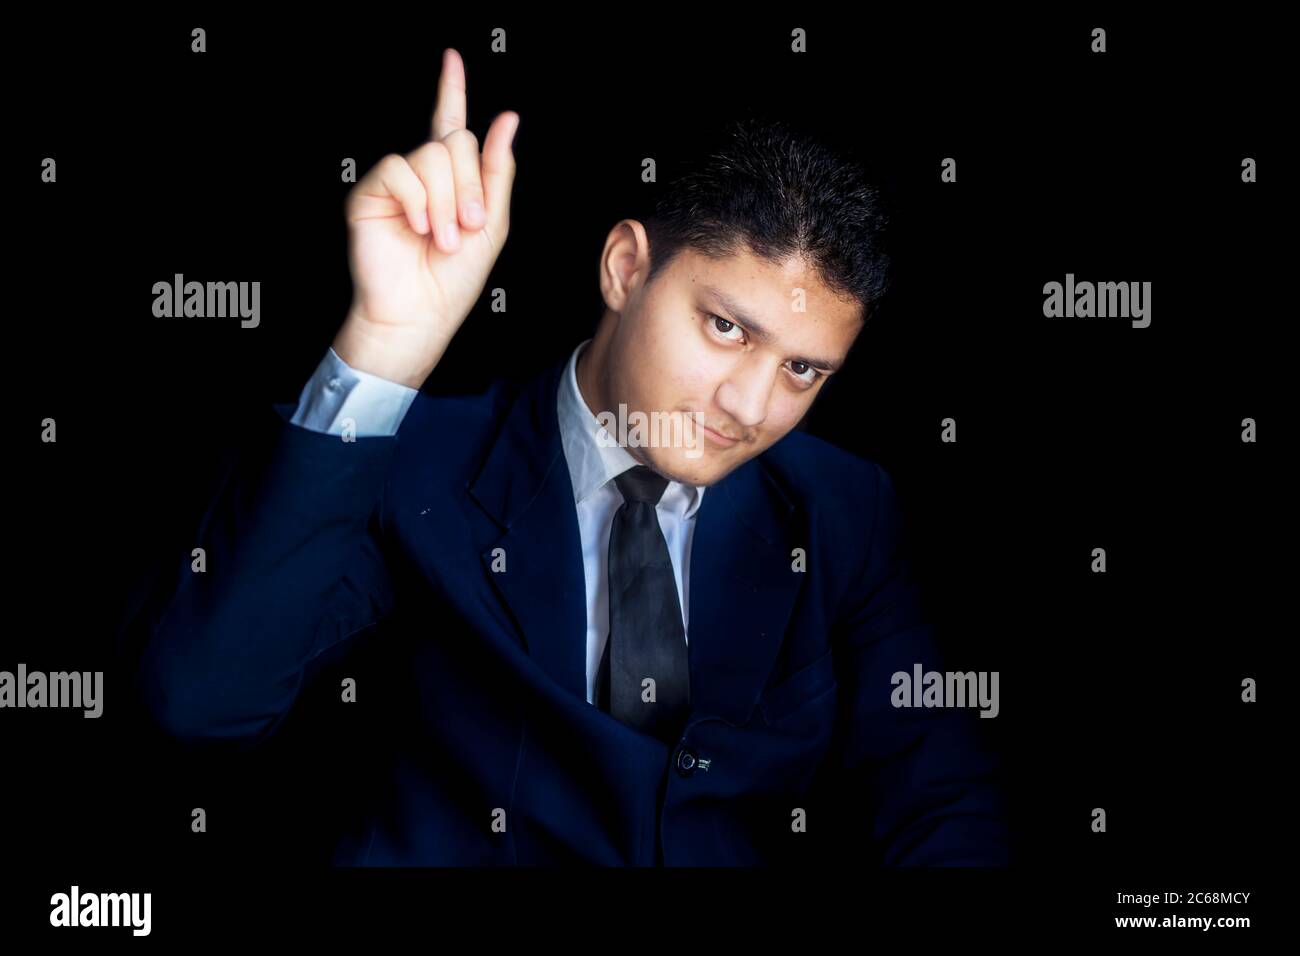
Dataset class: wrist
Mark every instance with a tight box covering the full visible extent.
[332,311,447,389]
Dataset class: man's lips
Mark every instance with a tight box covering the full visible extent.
[700,423,739,447]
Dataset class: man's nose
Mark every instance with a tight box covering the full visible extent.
[715,359,775,431]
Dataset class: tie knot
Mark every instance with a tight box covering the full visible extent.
[614,465,669,505]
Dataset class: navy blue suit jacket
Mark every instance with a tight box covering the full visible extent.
[131,348,1008,865]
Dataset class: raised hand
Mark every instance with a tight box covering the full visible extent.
[334,47,519,387]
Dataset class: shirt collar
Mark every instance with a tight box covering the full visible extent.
[556,339,704,518]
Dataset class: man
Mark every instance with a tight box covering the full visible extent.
[129,48,1008,865]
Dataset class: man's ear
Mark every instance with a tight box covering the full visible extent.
[599,219,653,312]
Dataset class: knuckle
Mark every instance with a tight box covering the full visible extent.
[407,142,444,176]
[418,139,451,161]
[457,175,485,199]
[444,127,479,150]
[377,152,406,174]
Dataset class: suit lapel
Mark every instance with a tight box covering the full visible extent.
[686,456,805,726]
[468,355,589,701]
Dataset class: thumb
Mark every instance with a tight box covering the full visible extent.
[481,111,519,237]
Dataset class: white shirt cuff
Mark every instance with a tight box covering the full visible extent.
[289,347,418,437]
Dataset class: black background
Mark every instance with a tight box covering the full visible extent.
[9,9,1281,940]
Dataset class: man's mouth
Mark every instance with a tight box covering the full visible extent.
[701,423,738,447]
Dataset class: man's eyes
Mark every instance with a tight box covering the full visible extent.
[786,362,820,386]
[710,313,744,341]
[705,313,821,386]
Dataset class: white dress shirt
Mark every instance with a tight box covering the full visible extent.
[290,339,704,704]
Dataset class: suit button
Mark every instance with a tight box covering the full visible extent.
[675,746,697,777]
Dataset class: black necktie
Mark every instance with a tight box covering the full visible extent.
[595,465,691,744]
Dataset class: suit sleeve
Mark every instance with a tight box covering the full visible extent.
[126,397,403,747]
[832,462,1010,865]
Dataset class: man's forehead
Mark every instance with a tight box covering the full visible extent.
[680,249,858,316]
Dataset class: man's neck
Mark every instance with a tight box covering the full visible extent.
[575,336,607,422]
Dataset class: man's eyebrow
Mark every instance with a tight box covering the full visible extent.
[700,284,844,372]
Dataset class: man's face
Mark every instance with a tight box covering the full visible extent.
[594,241,864,487]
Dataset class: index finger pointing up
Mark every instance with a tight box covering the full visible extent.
[431,48,467,141]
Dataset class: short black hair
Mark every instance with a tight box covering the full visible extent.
[642,115,892,320]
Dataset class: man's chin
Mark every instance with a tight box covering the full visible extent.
[643,448,741,488]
